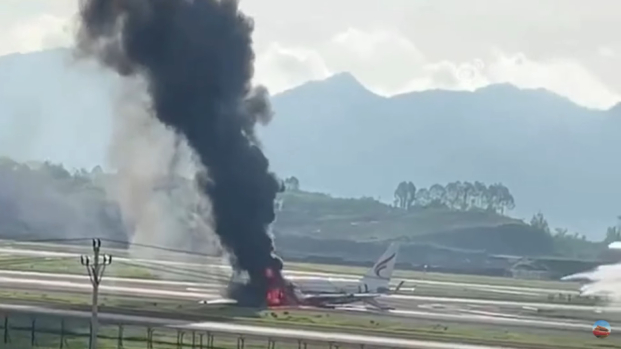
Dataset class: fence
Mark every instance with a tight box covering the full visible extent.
[0,312,389,349]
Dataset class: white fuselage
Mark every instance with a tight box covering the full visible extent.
[289,277,389,294]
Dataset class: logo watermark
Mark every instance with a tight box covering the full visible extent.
[593,320,611,338]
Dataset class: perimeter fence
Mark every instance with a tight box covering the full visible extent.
[0,312,387,349]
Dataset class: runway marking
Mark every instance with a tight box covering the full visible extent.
[386,309,590,330]
[384,294,621,312]
[0,247,578,295]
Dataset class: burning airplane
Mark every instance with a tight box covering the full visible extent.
[204,243,402,310]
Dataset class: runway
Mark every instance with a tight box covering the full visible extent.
[0,268,606,313]
[0,303,535,349]
[0,268,597,332]
[0,246,604,338]
[0,246,580,299]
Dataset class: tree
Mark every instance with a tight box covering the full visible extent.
[394,181,416,210]
[393,181,407,208]
[495,183,515,214]
[428,184,446,206]
[405,182,416,209]
[472,181,487,208]
[530,212,550,234]
[554,227,568,237]
[415,188,430,206]
[400,180,515,214]
[284,176,300,191]
[460,181,474,210]
[604,227,621,244]
[444,182,459,209]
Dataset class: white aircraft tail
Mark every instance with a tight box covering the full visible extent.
[360,242,399,293]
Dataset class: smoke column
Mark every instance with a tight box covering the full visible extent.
[105,77,222,270]
[75,0,283,305]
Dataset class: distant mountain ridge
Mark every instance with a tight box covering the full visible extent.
[262,73,621,238]
[0,49,619,238]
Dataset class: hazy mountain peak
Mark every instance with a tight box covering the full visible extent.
[278,71,379,101]
[266,72,619,239]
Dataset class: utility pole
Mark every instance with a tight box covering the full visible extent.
[81,239,112,349]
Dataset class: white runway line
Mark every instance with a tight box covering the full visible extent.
[385,294,621,312]
[0,247,578,295]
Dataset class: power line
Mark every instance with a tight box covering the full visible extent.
[100,238,219,258]
[0,236,223,260]
[0,237,96,244]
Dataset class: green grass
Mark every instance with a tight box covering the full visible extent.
[0,288,612,348]
[0,255,157,279]
[0,299,619,349]
[277,191,520,239]
[1,317,271,349]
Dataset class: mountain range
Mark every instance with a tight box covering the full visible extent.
[1,48,620,238]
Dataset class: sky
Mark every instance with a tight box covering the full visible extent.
[0,0,620,110]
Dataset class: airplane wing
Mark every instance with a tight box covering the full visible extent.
[303,293,381,300]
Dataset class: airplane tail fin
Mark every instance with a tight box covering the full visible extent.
[360,242,399,293]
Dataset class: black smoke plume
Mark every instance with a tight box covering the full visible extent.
[75,0,284,306]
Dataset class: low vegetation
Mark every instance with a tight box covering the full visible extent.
[0,158,617,278]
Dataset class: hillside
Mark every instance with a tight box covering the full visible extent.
[276,190,519,240]
[0,49,620,238]
[262,73,621,238]
[0,158,610,276]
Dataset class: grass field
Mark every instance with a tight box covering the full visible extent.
[0,288,617,349]
[1,302,619,349]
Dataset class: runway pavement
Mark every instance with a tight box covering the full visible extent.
[0,246,579,296]
[0,246,607,335]
[0,268,607,313]
[0,269,601,332]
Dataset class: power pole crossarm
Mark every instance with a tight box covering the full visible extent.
[81,238,112,349]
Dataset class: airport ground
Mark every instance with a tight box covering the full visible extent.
[0,241,618,348]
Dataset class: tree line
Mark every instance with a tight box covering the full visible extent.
[393,180,515,214]
[0,157,125,241]
[529,211,621,259]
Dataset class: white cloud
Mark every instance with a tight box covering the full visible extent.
[0,2,618,110]
[484,51,620,109]
[322,27,426,94]
[253,42,331,94]
[0,14,73,56]
[255,27,620,109]
[598,46,616,58]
